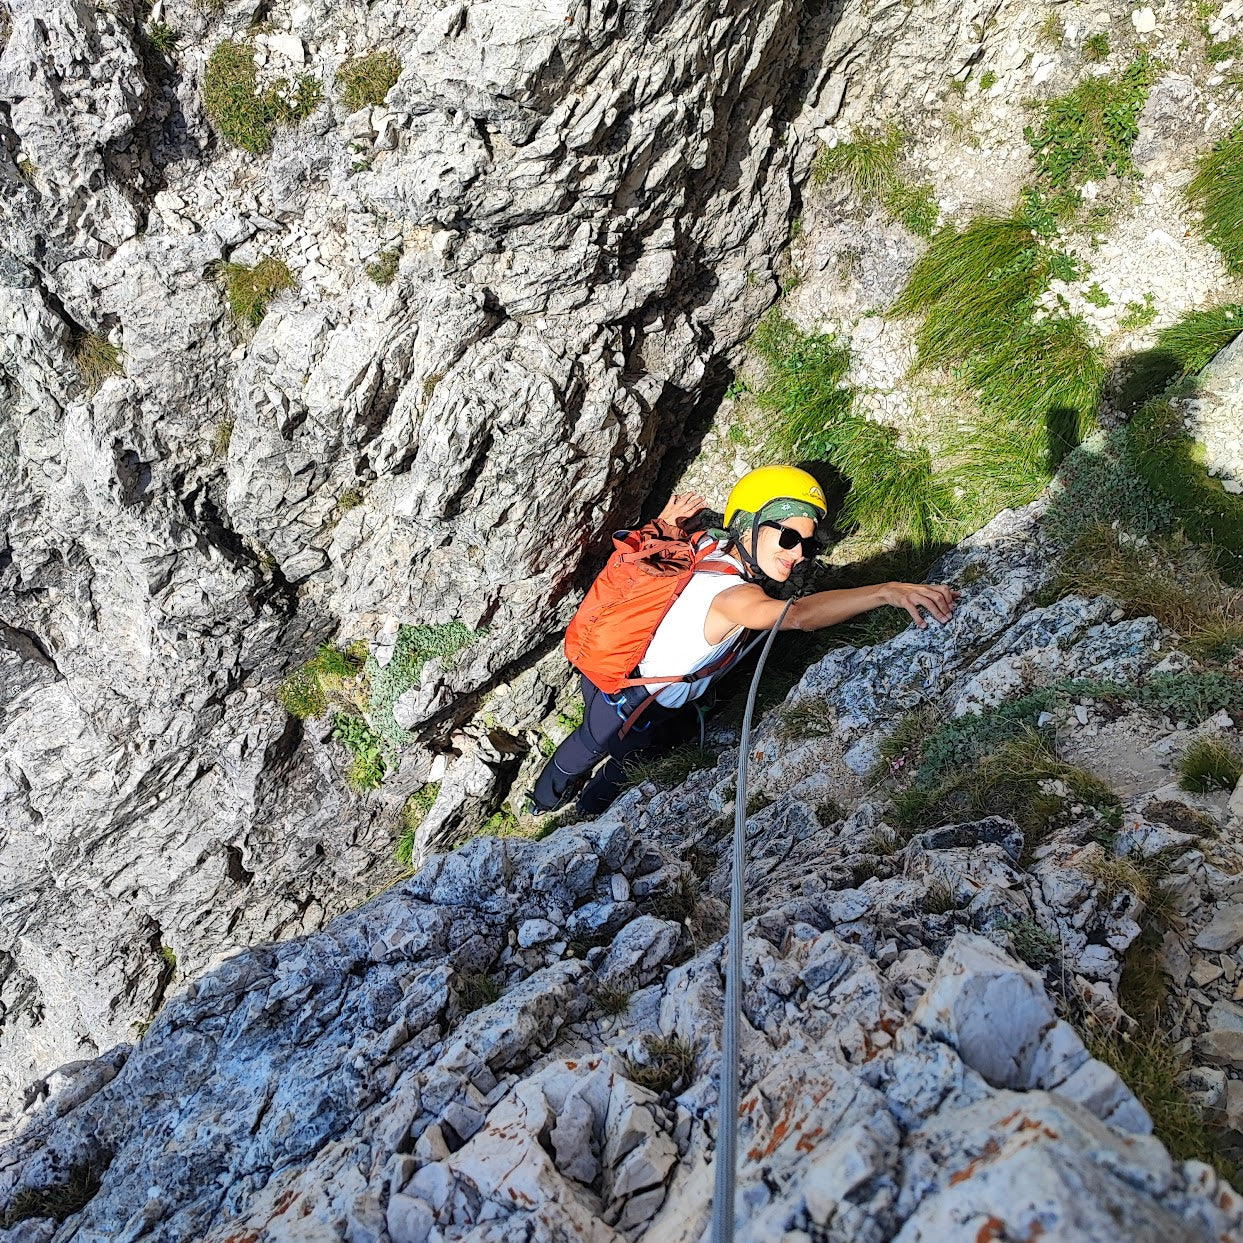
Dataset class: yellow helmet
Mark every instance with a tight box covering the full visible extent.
[724,466,827,527]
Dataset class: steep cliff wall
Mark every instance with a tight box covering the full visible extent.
[0,0,1004,1115]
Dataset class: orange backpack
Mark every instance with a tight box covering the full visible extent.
[564,520,743,694]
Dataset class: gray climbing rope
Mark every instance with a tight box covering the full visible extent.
[710,598,793,1243]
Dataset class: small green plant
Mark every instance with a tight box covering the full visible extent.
[996,915,1059,967]
[1178,736,1243,792]
[1085,281,1111,308]
[556,699,585,733]
[642,872,700,924]
[365,621,479,754]
[623,1033,696,1095]
[336,51,402,111]
[220,256,296,326]
[331,713,387,791]
[457,972,501,1013]
[211,419,234,457]
[1206,37,1241,65]
[1024,51,1156,191]
[366,247,401,286]
[776,695,837,740]
[145,20,178,54]
[979,69,998,91]
[71,331,123,393]
[1084,32,1111,62]
[336,488,363,514]
[203,39,322,154]
[591,982,633,1017]
[396,783,440,866]
[1119,293,1157,331]
[1188,125,1243,273]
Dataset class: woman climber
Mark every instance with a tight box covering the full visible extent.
[528,465,959,817]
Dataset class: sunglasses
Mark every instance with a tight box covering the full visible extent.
[760,521,824,559]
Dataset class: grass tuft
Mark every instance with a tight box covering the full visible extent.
[812,124,903,202]
[1083,32,1110,63]
[591,981,633,1017]
[220,256,296,326]
[624,744,718,790]
[71,331,123,393]
[204,39,321,154]
[1178,736,1243,792]
[396,783,440,866]
[1115,303,1243,412]
[0,1167,103,1230]
[1127,399,1243,582]
[145,21,178,55]
[457,972,501,1014]
[1188,124,1243,273]
[366,247,401,286]
[624,1033,696,1095]
[923,878,959,915]
[336,52,402,111]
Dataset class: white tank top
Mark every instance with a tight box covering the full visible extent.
[638,549,746,708]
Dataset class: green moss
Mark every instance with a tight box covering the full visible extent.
[220,256,296,326]
[336,51,402,111]
[203,39,322,154]
[1024,52,1156,191]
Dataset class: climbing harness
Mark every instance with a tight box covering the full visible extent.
[711,598,793,1243]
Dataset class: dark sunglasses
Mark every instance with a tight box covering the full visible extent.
[760,520,824,558]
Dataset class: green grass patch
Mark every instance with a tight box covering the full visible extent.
[1129,398,1243,581]
[591,981,633,1017]
[1188,124,1243,273]
[812,123,939,236]
[336,51,402,111]
[1047,523,1243,656]
[366,247,401,286]
[812,124,903,202]
[624,744,719,790]
[204,39,322,154]
[0,1166,103,1230]
[922,877,959,914]
[276,642,367,719]
[891,209,1103,481]
[221,256,296,326]
[457,972,501,1014]
[145,21,178,55]
[71,331,123,393]
[396,783,440,866]
[1178,736,1243,792]
[1024,51,1156,192]
[1115,303,1243,412]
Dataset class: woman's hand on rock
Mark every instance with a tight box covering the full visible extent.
[883,582,960,628]
[656,492,707,527]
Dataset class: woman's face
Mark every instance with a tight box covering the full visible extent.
[749,515,817,581]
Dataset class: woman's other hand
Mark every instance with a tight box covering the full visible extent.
[656,492,707,528]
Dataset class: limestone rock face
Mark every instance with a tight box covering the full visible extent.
[3,500,1243,1239]
[0,0,1011,1117]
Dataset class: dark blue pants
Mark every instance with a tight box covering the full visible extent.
[531,675,687,815]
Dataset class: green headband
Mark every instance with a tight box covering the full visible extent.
[729,498,823,534]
